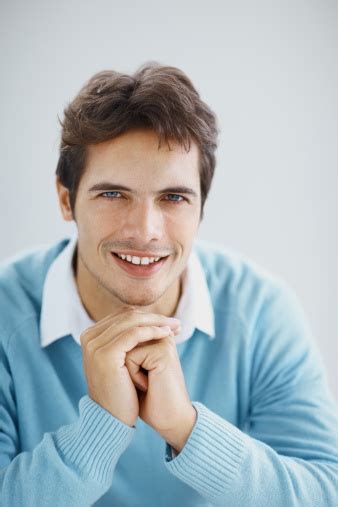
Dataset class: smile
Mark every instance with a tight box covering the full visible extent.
[115,253,162,265]
[111,252,169,278]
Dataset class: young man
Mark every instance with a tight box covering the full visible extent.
[0,63,337,506]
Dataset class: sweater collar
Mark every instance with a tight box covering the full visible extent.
[40,231,215,347]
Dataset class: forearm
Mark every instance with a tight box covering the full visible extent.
[164,401,338,507]
[0,396,135,506]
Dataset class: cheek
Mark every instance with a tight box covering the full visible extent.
[163,203,200,223]
[166,214,199,248]
[76,216,110,255]
[83,204,123,232]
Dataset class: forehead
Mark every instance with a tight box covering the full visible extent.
[83,129,200,186]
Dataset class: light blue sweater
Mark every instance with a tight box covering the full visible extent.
[0,238,338,506]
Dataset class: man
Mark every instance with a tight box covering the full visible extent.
[0,63,337,506]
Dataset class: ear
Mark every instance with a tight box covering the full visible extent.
[56,176,74,222]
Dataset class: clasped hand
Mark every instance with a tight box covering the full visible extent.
[80,307,197,452]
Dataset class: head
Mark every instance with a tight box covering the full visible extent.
[56,62,219,316]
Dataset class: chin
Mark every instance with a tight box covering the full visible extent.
[115,291,160,308]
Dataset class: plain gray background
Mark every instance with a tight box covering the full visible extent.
[1,0,337,401]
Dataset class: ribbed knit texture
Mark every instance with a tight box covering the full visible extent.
[54,395,135,485]
[1,237,338,506]
[165,401,248,499]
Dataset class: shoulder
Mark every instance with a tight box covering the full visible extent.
[193,239,321,373]
[0,237,70,343]
[193,238,297,326]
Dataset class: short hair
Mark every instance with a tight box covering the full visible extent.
[55,62,219,220]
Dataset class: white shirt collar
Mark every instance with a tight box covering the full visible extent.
[40,231,215,348]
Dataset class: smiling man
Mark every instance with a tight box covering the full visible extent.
[0,63,338,507]
[66,128,201,320]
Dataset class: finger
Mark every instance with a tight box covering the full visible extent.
[89,306,172,335]
[80,306,131,345]
[132,324,181,348]
[85,312,180,351]
[125,355,149,392]
[125,338,176,390]
[98,325,174,361]
[81,306,155,345]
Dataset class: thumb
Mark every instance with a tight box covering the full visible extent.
[125,353,149,392]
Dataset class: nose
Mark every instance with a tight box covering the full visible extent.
[121,200,164,243]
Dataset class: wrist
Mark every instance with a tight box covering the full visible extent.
[160,404,197,453]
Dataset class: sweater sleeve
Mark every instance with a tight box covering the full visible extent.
[0,340,135,507]
[164,285,338,506]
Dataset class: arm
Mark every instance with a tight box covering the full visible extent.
[0,309,179,506]
[164,285,338,506]
[0,345,135,506]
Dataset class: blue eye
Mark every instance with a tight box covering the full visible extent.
[165,194,184,203]
[100,191,122,199]
[99,192,185,203]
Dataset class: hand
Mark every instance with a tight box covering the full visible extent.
[125,322,197,452]
[80,307,181,427]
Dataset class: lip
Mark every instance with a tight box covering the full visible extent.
[111,252,169,278]
[112,250,169,258]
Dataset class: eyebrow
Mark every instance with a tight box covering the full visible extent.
[88,182,198,198]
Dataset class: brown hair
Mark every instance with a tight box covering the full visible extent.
[55,62,219,220]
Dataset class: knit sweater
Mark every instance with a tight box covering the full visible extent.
[0,238,338,506]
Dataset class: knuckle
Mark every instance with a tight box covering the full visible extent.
[85,338,97,354]
[80,329,90,345]
[81,323,98,340]
[125,355,137,368]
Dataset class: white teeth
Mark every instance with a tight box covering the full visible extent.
[115,253,162,265]
[141,257,152,265]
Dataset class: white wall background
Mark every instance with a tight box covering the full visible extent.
[0,0,337,401]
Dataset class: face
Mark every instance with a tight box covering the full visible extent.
[57,128,202,319]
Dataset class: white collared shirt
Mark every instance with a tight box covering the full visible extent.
[40,231,215,348]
